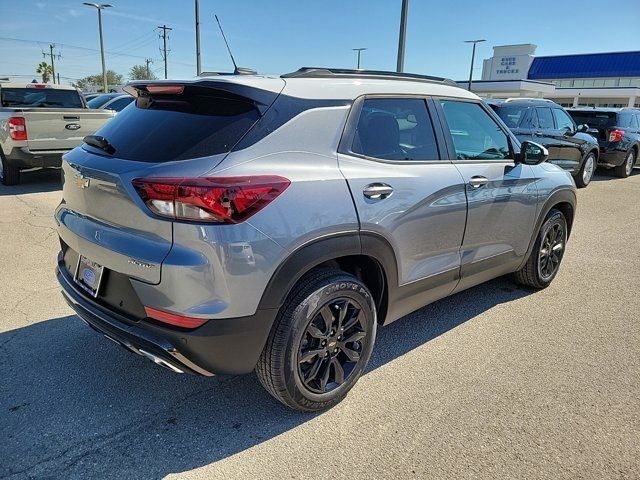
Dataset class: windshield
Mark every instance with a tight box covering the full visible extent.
[492,105,528,129]
[84,85,261,162]
[1,87,83,108]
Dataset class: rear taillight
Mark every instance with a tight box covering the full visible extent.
[609,129,625,142]
[8,117,27,141]
[132,176,290,224]
[144,306,208,329]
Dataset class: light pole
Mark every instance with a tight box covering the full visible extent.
[396,0,409,72]
[195,0,201,75]
[83,3,112,92]
[464,39,485,92]
[352,48,367,70]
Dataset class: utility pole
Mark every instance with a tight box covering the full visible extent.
[195,0,201,76]
[158,25,172,79]
[145,58,153,78]
[83,3,113,92]
[352,48,367,70]
[42,44,61,84]
[464,39,486,92]
[396,0,409,72]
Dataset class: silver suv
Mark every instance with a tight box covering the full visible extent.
[55,68,577,411]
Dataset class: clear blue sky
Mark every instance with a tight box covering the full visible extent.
[1,0,639,84]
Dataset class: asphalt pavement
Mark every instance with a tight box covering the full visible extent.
[1,168,638,479]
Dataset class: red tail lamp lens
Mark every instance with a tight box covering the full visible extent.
[132,176,290,223]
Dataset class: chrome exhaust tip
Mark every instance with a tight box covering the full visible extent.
[138,348,185,374]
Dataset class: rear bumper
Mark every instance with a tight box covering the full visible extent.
[57,262,278,376]
[5,147,66,168]
[598,148,627,167]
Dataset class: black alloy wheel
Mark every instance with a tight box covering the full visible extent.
[297,298,368,394]
[256,268,376,411]
[538,220,565,281]
[513,208,568,289]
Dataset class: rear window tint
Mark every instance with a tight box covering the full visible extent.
[86,86,260,162]
[568,111,616,128]
[1,87,83,108]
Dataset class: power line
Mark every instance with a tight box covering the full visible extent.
[0,36,159,61]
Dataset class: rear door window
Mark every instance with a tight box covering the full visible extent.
[352,98,439,161]
[1,87,83,108]
[536,107,555,129]
[85,85,261,162]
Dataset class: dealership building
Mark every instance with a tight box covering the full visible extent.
[458,44,640,108]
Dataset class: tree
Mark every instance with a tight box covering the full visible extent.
[75,70,124,92]
[36,62,53,83]
[129,64,157,81]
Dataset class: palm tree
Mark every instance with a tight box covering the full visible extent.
[36,62,53,83]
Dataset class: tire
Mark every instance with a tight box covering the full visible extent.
[0,153,20,186]
[573,151,596,188]
[614,149,636,178]
[256,268,377,411]
[513,208,568,289]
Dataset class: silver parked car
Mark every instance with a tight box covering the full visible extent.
[56,68,577,411]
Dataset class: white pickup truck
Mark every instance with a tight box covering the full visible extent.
[0,83,115,185]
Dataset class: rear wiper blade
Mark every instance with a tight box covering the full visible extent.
[83,135,115,155]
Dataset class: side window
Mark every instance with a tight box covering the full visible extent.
[520,108,537,129]
[439,100,510,160]
[106,97,133,112]
[536,108,555,129]
[352,98,439,161]
[552,108,575,131]
[634,115,640,129]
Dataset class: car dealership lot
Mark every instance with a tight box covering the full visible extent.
[1,169,639,479]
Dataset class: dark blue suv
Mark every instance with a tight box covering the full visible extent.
[488,99,600,188]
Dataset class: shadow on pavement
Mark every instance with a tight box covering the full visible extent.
[1,277,530,478]
[0,168,62,196]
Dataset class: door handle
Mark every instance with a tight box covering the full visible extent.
[533,131,543,136]
[468,176,489,189]
[363,183,394,199]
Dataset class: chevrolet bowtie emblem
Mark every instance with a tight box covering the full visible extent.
[74,173,90,189]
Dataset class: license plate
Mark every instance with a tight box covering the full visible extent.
[74,255,104,298]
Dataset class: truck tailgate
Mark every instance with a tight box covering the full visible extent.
[22,109,115,151]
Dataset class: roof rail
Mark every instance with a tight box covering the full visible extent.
[281,67,458,86]
[505,97,556,103]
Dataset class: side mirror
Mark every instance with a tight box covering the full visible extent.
[577,124,589,133]
[519,141,549,165]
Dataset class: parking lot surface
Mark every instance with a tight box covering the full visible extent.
[1,169,639,479]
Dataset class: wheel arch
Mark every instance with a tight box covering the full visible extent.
[518,188,577,271]
[257,233,396,325]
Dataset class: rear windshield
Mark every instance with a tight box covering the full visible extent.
[568,111,616,128]
[492,105,527,129]
[1,87,83,108]
[85,85,261,162]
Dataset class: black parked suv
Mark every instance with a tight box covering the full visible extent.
[487,99,600,188]
[567,107,640,178]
